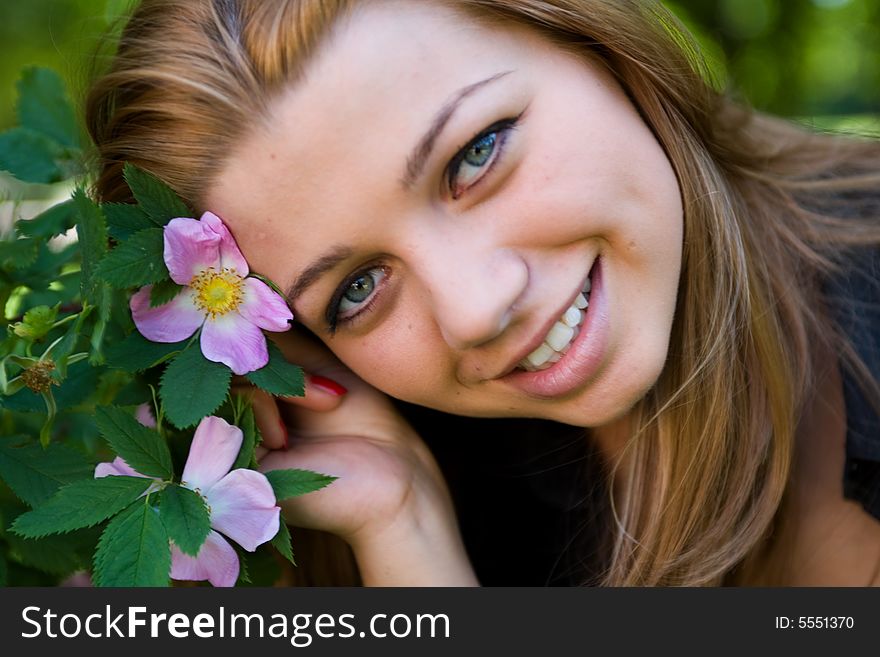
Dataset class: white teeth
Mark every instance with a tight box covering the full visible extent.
[546,322,574,351]
[523,343,555,369]
[583,278,591,294]
[516,271,594,372]
[562,306,581,327]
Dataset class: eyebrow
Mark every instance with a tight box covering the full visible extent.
[401,70,513,188]
[285,244,354,306]
[285,70,513,307]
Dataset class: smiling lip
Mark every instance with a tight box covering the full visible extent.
[498,261,594,377]
[498,256,608,398]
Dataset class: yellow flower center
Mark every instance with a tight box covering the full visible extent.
[191,267,244,319]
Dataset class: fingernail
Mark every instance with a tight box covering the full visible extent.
[278,418,289,449]
[308,374,347,396]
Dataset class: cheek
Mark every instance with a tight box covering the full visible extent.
[332,324,448,403]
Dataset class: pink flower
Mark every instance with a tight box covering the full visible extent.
[171,416,280,587]
[95,456,162,496]
[130,211,293,375]
[95,416,281,588]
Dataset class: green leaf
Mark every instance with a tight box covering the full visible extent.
[159,485,210,557]
[271,521,296,566]
[16,199,77,239]
[14,241,77,290]
[265,469,336,501]
[123,163,191,225]
[245,341,304,397]
[16,67,79,148]
[105,0,134,25]
[6,532,88,576]
[149,278,183,307]
[237,547,280,587]
[0,237,40,270]
[232,402,259,470]
[95,228,168,289]
[0,127,65,184]
[103,202,154,241]
[106,331,189,372]
[73,187,111,309]
[236,550,251,585]
[93,499,170,587]
[11,476,155,538]
[160,343,231,429]
[94,406,173,479]
[0,440,94,508]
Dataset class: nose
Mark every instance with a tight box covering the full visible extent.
[414,235,528,350]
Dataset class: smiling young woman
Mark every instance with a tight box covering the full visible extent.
[86,0,880,586]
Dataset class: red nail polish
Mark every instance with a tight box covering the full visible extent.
[278,418,289,449]
[308,374,347,396]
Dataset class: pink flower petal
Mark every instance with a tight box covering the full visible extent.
[59,571,92,587]
[94,457,162,495]
[238,278,293,332]
[135,404,157,428]
[170,530,239,587]
[200,212,249,277]
[131,286,204,343]
[200,312,268,375]
[163,217,222,285]
[181,416,243,493]
[205,469,280,551]
[95,456,142,478]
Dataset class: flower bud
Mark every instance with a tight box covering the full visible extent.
[21,360,58,394]
[10,305,58,341]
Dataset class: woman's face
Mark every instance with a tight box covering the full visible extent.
[207,1,684,428]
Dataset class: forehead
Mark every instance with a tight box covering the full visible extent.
[207,1,550,280]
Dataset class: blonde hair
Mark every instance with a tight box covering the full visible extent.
[86,0,880,585]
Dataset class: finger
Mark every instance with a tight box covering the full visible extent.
[232,386,287,450]
[254,445,270,461]
[278,372,347,413]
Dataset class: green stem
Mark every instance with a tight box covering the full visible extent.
[50,314,77,330]
[39,390,57,448]
[2,374,25,396]
[150,384,163,436]
[89,313,107,364]
[63,352,88,366]
[40,334,67,361]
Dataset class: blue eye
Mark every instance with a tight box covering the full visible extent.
[465,133,496,167]
[447,117,519,199]
[339,271,378,310]
[327,265,388,332]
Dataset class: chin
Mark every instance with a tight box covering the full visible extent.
[558,343,670,429]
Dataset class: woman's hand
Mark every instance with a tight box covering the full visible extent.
[240,327,478,586]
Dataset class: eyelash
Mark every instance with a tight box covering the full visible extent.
[325,115,521,333]
[446,116,520,199]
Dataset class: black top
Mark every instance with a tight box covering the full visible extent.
[824,245,880,522]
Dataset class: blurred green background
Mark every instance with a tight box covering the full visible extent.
[0,0,878,131]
